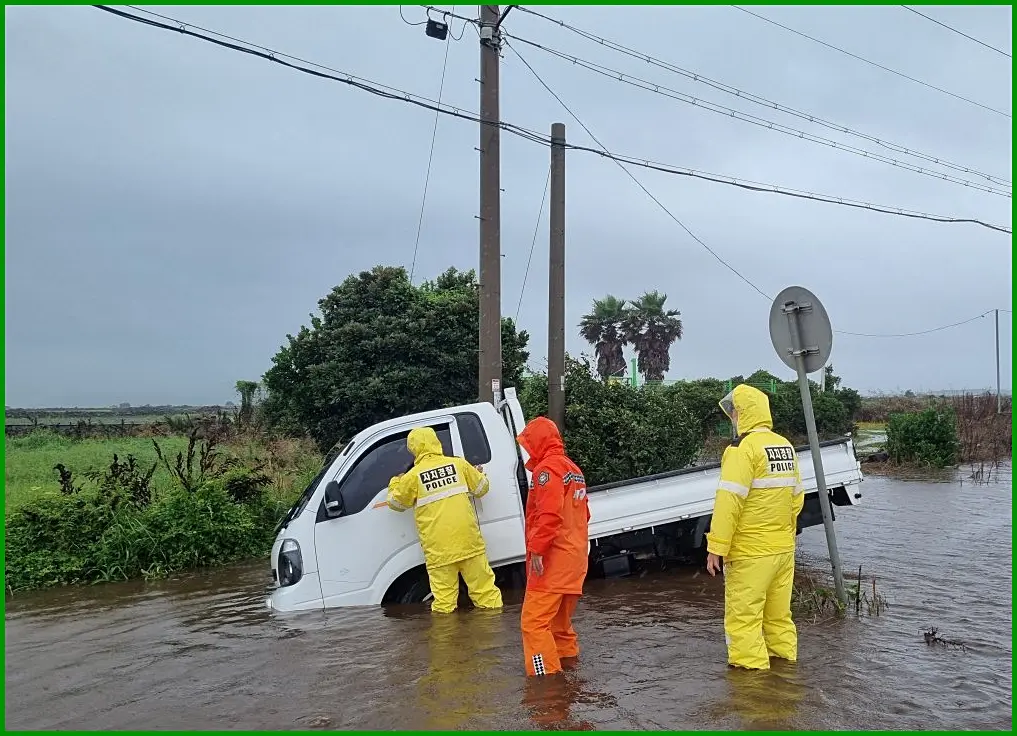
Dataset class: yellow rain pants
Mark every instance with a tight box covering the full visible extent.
[724,551,797,670]
[428,552,503,614]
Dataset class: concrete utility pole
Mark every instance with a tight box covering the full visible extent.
[995,308,1001,414]
[548,122,566,432]
[477,5,502,405]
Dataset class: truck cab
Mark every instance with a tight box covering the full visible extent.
[268,393,530,612]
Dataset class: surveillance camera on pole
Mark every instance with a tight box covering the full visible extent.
[768,285,847,607]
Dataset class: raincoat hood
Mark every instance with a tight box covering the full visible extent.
[723,384,773,435]
[517,416,565,471]
[407,426,443,461]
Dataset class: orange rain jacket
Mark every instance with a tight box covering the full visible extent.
[517,417,590,595]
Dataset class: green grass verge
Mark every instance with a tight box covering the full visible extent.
[5,432,190,509]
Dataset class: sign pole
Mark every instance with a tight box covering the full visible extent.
[769,286,847,608]
[782,298,847,606]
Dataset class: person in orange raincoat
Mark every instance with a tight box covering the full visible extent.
[516,416,591,677]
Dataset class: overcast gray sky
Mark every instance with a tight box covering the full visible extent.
[5,4,1012,407]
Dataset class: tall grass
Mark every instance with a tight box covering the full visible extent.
[5,430,321,511]
[4,428,323,592]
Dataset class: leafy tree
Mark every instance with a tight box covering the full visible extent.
[261,265,529,451]
[578,295,629,380]
[624,291,683,382]
[235,380,260,428]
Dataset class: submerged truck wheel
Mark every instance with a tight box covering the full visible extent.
[383,568,432,605]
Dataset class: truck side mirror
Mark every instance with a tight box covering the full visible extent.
[323,480,345,518]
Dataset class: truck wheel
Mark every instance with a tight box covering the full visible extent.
[395,573,432,605]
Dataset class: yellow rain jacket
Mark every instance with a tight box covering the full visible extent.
[386,427,490,569]
[706,384,805,561]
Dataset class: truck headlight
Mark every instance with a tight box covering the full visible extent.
[278,538,303,587]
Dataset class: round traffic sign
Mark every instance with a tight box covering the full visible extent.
[768,285,833,374]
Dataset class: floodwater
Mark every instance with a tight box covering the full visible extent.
[6,470,1012,730]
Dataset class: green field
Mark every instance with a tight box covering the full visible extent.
[4,431,321,511]
[4,414,172,426]
[5,432,192,509]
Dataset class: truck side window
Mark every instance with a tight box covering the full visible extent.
[336,424,453,516]
[455,412,492,465]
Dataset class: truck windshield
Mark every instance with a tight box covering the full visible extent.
[275,443,347,534]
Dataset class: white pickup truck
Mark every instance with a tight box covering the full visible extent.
[267,388,864,613]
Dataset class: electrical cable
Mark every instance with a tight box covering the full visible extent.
[551,148,1012,234]
[511,5,1010,187]
[508,42,1013,340]
[97,5,1011,235]
[506,33,1011,198]
[507,40,775,301]
[835,309,997,338]
[515,164,551,321]
[901,6,1011,59]
[399,6,427,26]
[410,5,455,281]
[86,6,1017,342]
[731,5,1011,119]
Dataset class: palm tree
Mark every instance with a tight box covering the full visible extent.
[624,291,683,382]
[579,295,629,380]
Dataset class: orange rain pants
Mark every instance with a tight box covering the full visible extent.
[521,591,581,677]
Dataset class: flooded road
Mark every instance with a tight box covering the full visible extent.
[6,470,1012,730]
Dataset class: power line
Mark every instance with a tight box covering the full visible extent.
[515,164,551,321]
[901,6,1011,59]
[511,5,1011,188]
[99,6,547,145]
[79,7,1017,345]
[398,6,427,26]
[506,41,774,301]
[552,147,1012,234]
[96,5,1011,236]
[835,309,1000,338]
[410,5,455,281]
[506,43,1014,339]
[731,5,1012,119]
[506,33,1012,198]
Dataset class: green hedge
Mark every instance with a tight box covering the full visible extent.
[518,360,859,486]
[885,408,959,468]
[519,358,701,486]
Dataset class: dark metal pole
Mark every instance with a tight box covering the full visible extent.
[783,300,847,606]
[995,308,1001,414]
[548,123,566,432]
[478,4,502,404]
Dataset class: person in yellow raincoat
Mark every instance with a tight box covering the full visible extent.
[706,384,805,670]
[386,426,504,614]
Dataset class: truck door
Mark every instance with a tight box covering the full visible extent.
[454,410,526,565]
[313,419,457,606]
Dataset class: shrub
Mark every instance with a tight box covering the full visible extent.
[520,357,701,485]
[4,438,294,592]
[885,408,960,468]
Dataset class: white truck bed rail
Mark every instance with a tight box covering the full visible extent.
[587,437,862,541]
